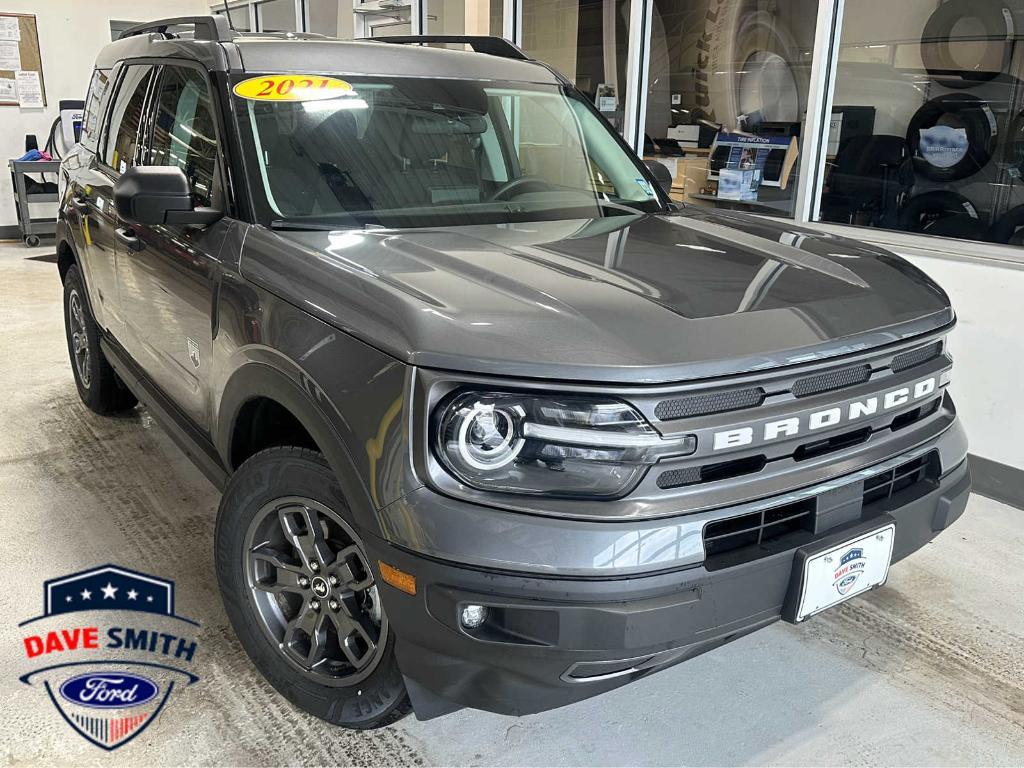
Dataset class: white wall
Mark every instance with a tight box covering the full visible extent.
[898,252,1024,472]
[0,0,209,231]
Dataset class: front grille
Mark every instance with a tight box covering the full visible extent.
[702,450,941,571]
[791,364,872,398]
[654,387,765,421]
[703,500,815,571]
[891,342,943,373]
[863,451,939,509]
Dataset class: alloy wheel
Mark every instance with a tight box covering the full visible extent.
[244,497,387,686]
[68,289,91,388]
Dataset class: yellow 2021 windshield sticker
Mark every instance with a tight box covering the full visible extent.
[233,75,353,102]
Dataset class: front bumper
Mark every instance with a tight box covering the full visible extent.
[367,426,971,718]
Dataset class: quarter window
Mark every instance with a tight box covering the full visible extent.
[147,66,219,209]
[104,65,155,173]
[81,69,111,153]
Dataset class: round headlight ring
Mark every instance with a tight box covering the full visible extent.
[455,402,525,471]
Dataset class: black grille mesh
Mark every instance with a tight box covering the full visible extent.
[656,455,767,489]
[654,387,765,421]
[891,342,943,373]
[655,467,702,489]
[791,364,871,398]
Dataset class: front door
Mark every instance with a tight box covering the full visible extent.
[76,63,155,338]
[116,63,231,431]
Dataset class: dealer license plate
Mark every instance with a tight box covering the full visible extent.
[794,524,895,622]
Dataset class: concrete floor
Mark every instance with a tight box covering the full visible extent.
[1,240,1022,767]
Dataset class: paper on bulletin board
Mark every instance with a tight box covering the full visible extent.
[0,16,20,41]
[0,39,20,70]
[15,70,43,108]
[0,77,14,101]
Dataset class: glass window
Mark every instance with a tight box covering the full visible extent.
[644,0,820,217]
[81,69,111,153]
[308,0,355,38]
[427,0,503,37]
[104,65,155,173]
[367,20,413,37]
[233,76,662,228]
[215,6,252,32]
[817,0,1024,246]
[258,0,298,32]
[147,67,220,209]
[521,0,630,132]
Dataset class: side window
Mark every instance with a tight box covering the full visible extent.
[80,69,110,153]
[147,66,219,208]
[104,65,155,173]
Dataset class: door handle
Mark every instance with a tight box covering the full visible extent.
[69,196,90,213]
[115,226,145,252]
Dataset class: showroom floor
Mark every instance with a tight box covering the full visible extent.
[1,241,1022,767]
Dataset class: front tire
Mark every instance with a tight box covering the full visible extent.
[62,264,137,414]
[215,447,411,729]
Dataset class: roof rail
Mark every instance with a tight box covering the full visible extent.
[359,35,530,60]
[120,15,232,42]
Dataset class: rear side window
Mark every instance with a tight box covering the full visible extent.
[104,64,155,173]
[146,66,219,208]
[80,69,110,153]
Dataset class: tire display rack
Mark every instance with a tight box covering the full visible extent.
[8,159,59,247]
[903,0,1024,243]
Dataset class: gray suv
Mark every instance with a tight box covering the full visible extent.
[57,16,970,729]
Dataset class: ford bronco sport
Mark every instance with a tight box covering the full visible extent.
[57,16,971,729]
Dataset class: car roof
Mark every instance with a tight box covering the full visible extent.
[232,37,561,84]
[93,20,562,86]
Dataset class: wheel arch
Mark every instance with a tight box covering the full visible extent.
[218,363,382,537]
[57,236,78,284]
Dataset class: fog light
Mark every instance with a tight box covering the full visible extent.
[460,604,487,629]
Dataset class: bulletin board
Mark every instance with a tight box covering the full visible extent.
[0,13,45,107]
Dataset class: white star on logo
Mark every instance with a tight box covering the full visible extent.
[146,595,153,602]
[101,582,118,600]
[127,589,138,600]
[65,595,72,602]
[80,588,92,600]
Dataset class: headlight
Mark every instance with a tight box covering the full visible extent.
[434,391,696,498]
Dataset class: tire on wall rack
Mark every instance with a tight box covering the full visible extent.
[899,189,986,239]
[999,110,1024,172]
[907,94,998,181]
[920,0,1016,89]
[987,203,1024,244]
[705,4,809,130]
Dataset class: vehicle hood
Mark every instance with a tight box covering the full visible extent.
[239,209,954,383]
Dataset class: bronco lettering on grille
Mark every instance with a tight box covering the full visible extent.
[712,376,938,451]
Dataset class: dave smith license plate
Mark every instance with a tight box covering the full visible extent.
[795,524,895,622]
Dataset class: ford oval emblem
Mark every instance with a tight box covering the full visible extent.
[58,672,159,709]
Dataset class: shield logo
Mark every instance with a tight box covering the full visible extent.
[17,565,200,751]
[187,337,200,369]
[833,547,867,596]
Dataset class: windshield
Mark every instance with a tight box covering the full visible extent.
[232,76,664,229]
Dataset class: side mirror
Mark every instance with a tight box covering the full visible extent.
[113,166,222,227]
[644,160,674,195]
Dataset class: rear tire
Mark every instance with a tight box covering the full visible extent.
[62,264,138,414]
[215,447,412,729]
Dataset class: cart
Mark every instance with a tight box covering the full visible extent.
[8,159,60,247]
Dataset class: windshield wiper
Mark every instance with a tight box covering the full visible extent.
[269,219,348,232]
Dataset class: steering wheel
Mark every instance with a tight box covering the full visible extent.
[487,175,558,201]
